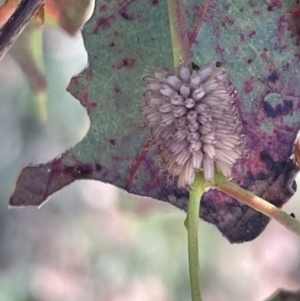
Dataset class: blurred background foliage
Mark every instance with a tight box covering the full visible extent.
[1,1,300,301]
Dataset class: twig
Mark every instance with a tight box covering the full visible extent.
[167,0,191,68]
[189,0,212,46]
[0,0,22,27]
[0,0,44,59]
[213,173,300,237]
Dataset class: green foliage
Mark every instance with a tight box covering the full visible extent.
[2,4,300,301]
[10,0,300,243]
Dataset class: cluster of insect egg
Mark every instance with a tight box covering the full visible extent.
[143,64,243,188]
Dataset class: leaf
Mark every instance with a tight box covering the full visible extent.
[9,0,300,243]
[0,0,90,120]
[32,3,45,27]
[0,0,90,122]
[266,289,300,301]
[44,0,92,35]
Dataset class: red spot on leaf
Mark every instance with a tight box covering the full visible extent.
[244,77,254,94]
[263,99,293,118]
[222,15,235,26]
[266,0,283,11]
[115,58,136,69]
[72,91,95,110]
[95,163,102,171]
[150,0,159,5]
[268,71,279,83]
[249,30,256,38]
[247,150,270,178]
[276,15,288,46]
[112,156,123,162]
[65,164,93,179]
[80,92,89,107]
[233,46,239,54]
[114,84,121,93]
[288,4,300,43]
[99,4,107,11]
[119,10,135,21]
[93,17,111,33]
[260,50,268,61]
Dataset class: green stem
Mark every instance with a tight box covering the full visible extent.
[167,0,191,69]
[186,172,205,301]
[213,173,300,237]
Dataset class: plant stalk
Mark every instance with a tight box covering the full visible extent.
[167,0,191,68]
[213,173,300,237]
[186,172,205,301]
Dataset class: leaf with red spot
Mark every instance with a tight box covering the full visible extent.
[10,0,300,243]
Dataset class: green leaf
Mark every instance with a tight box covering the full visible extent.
[10,0,300,243]
[45,0,93,35]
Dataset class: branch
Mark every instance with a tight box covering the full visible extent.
[0,0,44,59]
[213,173,300,237]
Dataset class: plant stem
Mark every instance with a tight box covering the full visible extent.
[167,0,191,68]
[167,1,203,297]
[213,173,300,237]
[186,172,205,301]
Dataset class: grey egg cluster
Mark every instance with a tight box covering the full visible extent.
[142,64,243,188]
